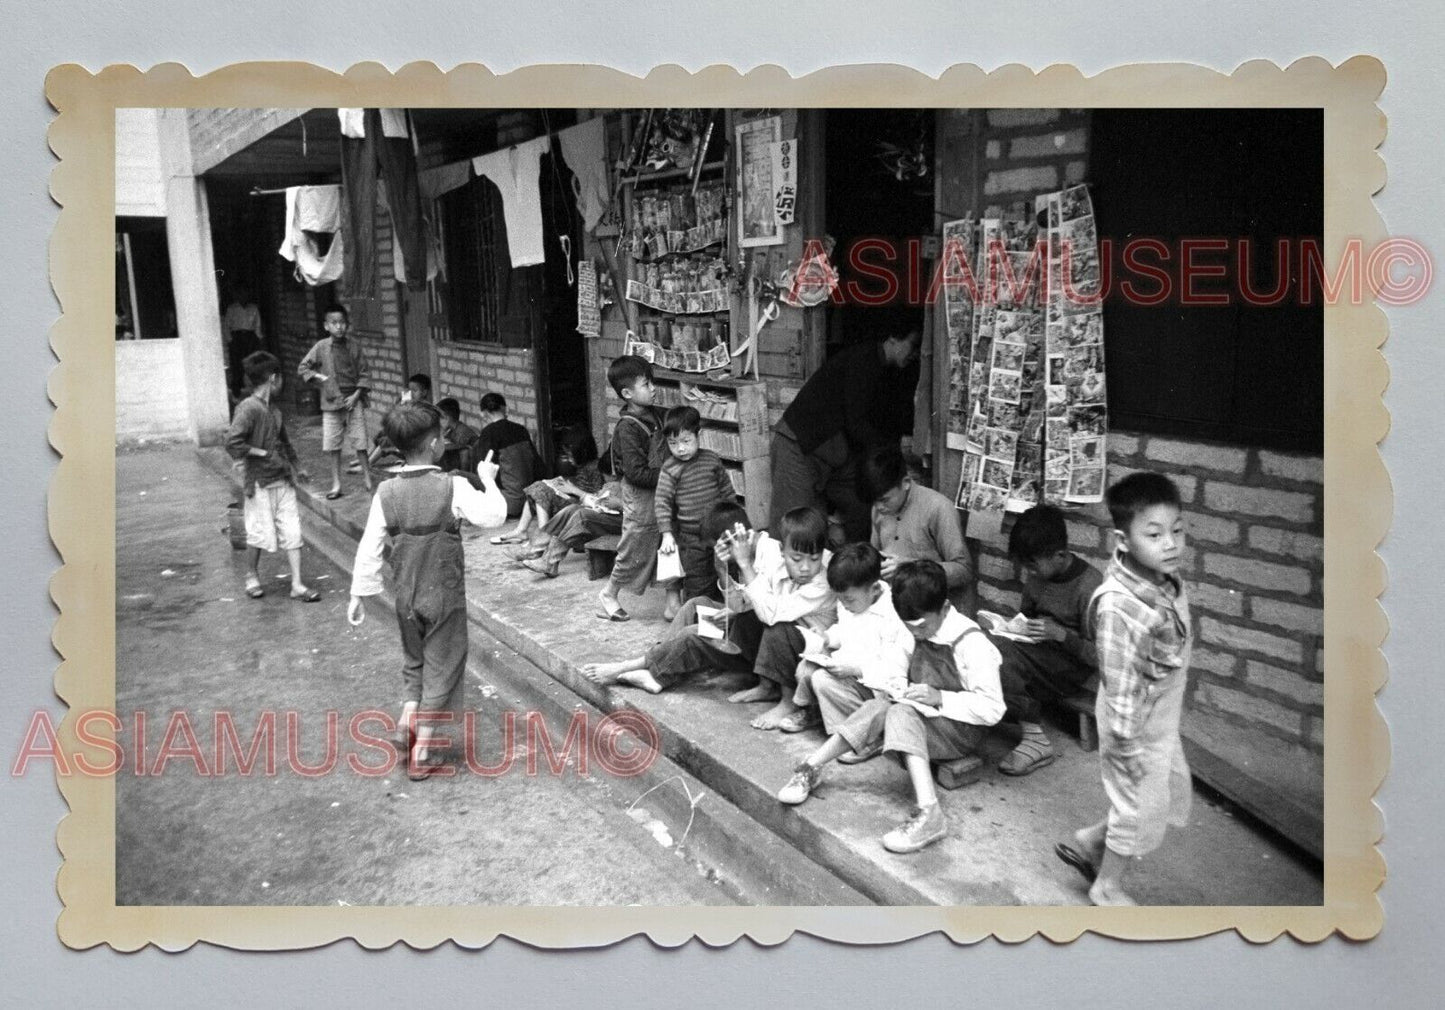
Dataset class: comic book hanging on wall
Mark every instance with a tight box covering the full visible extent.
[946,184,1108,529]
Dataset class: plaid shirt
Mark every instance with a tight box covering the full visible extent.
[1089,549,1192,744]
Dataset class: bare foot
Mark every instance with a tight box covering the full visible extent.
[727,681,779,704]
[616,669,664,694]
[580,660,643,685]
[1088,880,1138,906]
[751,699,802,730]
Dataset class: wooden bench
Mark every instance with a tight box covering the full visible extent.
[584,535,620,581]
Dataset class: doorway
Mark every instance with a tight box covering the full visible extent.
[823,108,936,443]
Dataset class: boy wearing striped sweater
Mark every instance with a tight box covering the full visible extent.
[655,405,738,620]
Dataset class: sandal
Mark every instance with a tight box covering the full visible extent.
[289,587,322,603]
[244,578,265,599]
[777,708,823,734]
[509,545,547,562]
[407,748,449,782]
[325,489,344,500]
[521,558,559,579]
[1054,842,1099,883]
[596,591,630,622]
[489,533,531,545]
[998,734,1056,776]
[839,741,883,764]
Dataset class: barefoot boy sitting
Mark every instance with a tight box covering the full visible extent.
[776,560,1004,855]
[1055,472,1193,905]
[581,507,835,724]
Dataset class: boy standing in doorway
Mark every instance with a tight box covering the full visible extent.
[298,303,373,500]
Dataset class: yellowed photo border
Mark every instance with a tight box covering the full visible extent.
[48,58,1388,948]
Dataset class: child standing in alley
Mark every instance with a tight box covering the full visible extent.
[654,405,738,621]
[225,351,318,603]
[596,355,668,622]
[298,303,373,500]
[990,504,1103,776]
[1055,471,1193,905]
[347,402,507,781]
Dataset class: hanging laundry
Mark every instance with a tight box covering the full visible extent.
[340,108,430,294]
[472,135,552,268]
[380,179,440,286]
[277,185,345,286]
[419,159,471,200]
[556,116,611,233]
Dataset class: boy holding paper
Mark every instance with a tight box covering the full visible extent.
[987,504,1104,777]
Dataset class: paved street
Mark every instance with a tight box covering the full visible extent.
[115,444,735,906]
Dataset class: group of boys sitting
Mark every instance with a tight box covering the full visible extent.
[468,354,1104,857]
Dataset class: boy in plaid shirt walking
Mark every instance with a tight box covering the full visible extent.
[1056,471,1193,905]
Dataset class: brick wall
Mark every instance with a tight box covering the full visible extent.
[977,108,1091,217]
[973,430,1325,756]
[433,340,540,438]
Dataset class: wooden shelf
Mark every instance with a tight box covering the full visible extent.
[622,160,727,186]
[652,367,756,390]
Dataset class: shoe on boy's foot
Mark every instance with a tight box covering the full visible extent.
[777,762,822,805]
[882,803,947,853]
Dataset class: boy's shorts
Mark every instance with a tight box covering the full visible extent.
[321,406,367,451]
[244,480,302,553]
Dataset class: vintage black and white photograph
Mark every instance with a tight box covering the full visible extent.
[105,98,1332,919]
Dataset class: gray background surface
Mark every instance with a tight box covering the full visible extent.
[2,3,1439,1003]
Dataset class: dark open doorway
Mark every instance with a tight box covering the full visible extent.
[534,148,591,461]
[823,108,934,443]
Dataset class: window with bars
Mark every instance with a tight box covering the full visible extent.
[438,175,505,344]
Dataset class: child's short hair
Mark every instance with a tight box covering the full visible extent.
[558,424,599,467]
[663,405,702,438]
[436,397,462,421]
[479,392,507,414]
[700,500,750,544]
[383,402,443,456]
[607,354,653,397]
[860,443,909,503]
[1008,504,1069,563]
[1106,471,1182,531]
[242,350,281,388]
[778,506,828,556]
[827,542,882,593]
[407,373,432,396]
[891,560,949,621]
[324,303,349,323]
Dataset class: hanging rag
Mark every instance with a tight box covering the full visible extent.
[556,116,611,233]
[338,107,410,139]
[419,159,472,200]
[472,135,552,268]
[338,108,366,139]
[294,185,342,232]
[277,185,345,286]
